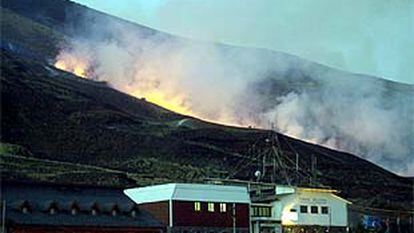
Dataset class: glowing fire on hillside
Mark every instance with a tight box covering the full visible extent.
[54,51,196,116]
[54,51,91,78]
[128,88,193,116]
[52,33,414,175]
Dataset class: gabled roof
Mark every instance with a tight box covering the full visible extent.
[1,181,163,228]
[124,183,251,204]
[273,185,352,204]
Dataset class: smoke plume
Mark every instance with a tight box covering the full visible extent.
[54,13,414,176]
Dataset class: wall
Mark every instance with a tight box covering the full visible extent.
[274,191,348,227]
[172,200,250,228]
[139,201,170,226]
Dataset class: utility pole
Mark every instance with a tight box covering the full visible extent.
[328,206,331,232]
[232,203,236,233]
[295,152,299,185]
[2,200,6,233]
[397,214,401,233]
[310,154,317,186]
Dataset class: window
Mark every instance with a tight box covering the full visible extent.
[48,202,58,215]
[91,209,99,215]
[300,205,308,213]
[208,203,215,212]
[91,204,100,216]
[71,208,78,215]
[194,202,201,211]
[263,207,270,216]
[91,202,100,216]
[252,206,272,217]
[21,201,31,214]
[311,206,318,214]
[22,206,30,214]
[321,206,329,214]
[252,207,258,216]
[290,208,297,212]
[219,203,227,212]
[70,203,79,215]
[49,207,57,215]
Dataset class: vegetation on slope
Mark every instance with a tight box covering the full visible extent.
[1,49,412,211]
[0,7,62,59]
[0,0,412,212]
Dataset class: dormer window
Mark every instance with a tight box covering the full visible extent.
[49,207,57,215]
[130,206,139,217]
[91,203,100,216]
[91,208,98,215]
[22,206,29,214]
[70,203,79,215]
[130,209,136,217]
[20,201,31,214]
[111,208,118,216]
[71,208,78,215]
[48,202,59,215]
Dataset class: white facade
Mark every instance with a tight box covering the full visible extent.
[273,186,350,227]
[124,183,251,204]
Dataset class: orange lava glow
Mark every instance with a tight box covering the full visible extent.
[54,55,89,78]
[130,89,193,116]
[53,51,243,127]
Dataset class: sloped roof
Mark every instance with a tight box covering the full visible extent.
[1,181,163,228]
[124,183,251,204]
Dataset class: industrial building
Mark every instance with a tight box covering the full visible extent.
[124,183,251,233]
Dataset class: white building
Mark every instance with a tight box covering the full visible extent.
[251,185,351,233]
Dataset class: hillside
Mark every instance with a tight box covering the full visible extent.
[1,48,413,211]
[1,0,413,212]
[3,0,413,178]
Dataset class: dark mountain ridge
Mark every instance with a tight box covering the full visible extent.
[1,0,413,212]
[1,48,412,211]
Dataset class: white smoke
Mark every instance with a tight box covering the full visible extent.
[242,76,413,176]
[55,13,414,176]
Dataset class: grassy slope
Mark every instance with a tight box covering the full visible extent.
[0,143,207,187]
[0,7,63,59]
[0,1,412,211]
[1,49,412,211]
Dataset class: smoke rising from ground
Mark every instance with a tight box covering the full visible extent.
[55,14,414,176]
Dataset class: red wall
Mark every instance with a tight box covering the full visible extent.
[173,201,249,228]
[139,201,170,226]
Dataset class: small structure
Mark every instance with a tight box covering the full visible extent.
[250,185,351,233]
[251,202,282,233]
[124,183,251,233]
[1,181,164,233]
[250,187,282,233]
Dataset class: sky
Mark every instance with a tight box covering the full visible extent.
[73,0,414,84]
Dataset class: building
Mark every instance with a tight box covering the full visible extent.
[348,205,414,233]
[124,183,251,233]
[251,202,282,233]
[1,181,165,233]
[250,185,351,233]
[250,188,282,233]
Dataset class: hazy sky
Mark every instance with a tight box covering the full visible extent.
[74,0,414,84]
